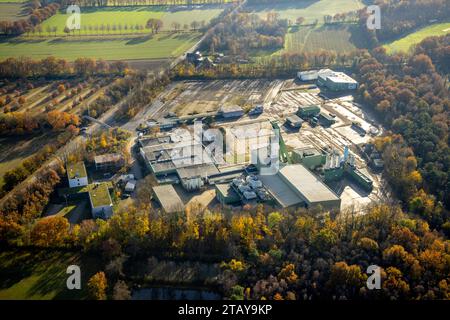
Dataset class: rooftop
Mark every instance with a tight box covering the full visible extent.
[220,105,244,113]
[94,153,123,164]
[153,185,184,213]
[279,165,340,204]
[258,164,340,208]
[176,163,219,179]
[293,147,322,158]
[67,162,87,180]
[286,114,303,123]
[299,70,318,75]
[318,69,357,84]
[215,183,239,199]
[138,135,171,148]
[298,104,320,111]
[258,172,303,208]
[88,183,113,208]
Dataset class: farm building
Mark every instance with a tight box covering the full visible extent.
[152,184,184,213]
[94,153,124,171]
[67,162,88,188]
[258,164,341,211]
[291,147,326,170]
[317,69,358,91]
[89,183,113,219]
[219,105,244,118]
[297,105,320,118]
[215,183,241,205]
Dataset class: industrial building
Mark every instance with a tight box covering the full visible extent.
[297,69,358,91]
[291,147,326,170]
[176,164,220,191]
[249,105,264,116]
[319,112,336,127]
[285,115,303,129]
[324,148,373,191]
[258,164,341,211]
[152,184,185,213]
[219,105,244,118]
[215,183,240,205]
[139,130,244,192]
[67,162,88,188]
[316,69,358,91]
[94,153,124,171]
[297,70,319,81]
[297,105,320,118]
[89,183,114,219]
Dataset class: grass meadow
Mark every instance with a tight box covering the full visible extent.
[284,24,367,54]
[39,6,223,36]
[245,0,364,24]
[384,22,450,53]
[0,250,96,300]
[0,2,27,21]
[0,32,201,60]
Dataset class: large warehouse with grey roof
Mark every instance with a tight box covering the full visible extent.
[258,164,341,211]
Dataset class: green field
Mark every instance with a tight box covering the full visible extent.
[0,134,56,189]
[0,33,201,60]
[39,6,223,36]
[0,250,96,300]
[0,3,26,21]
[284,24,366,54]
[246,0,364,24]
[384,22,450,53]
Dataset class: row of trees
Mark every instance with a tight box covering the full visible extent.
[175,49,367,78]
[0,162,65,241]
[0,3,60,36]
[0,57,128,78]
[57,0,234,6]
[116,71,171,119]
[34,19,207,37]
[0,128,78,198]
[0,110,80,135]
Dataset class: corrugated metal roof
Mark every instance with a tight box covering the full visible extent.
[258,172,303,208]
[279,165,340,203]
[153,185,184,213]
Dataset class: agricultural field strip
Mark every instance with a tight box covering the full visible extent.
[0,33,202,60]
[245,0,365,23]
[0,2,27,22]
[38,6,224,36]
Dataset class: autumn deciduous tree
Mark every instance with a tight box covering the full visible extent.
[382,267,410,299]
[30,216,70,247]
[88,272,108,300]
[47,110,80,131]
[113,280,131,300]
[278,264,298,285]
